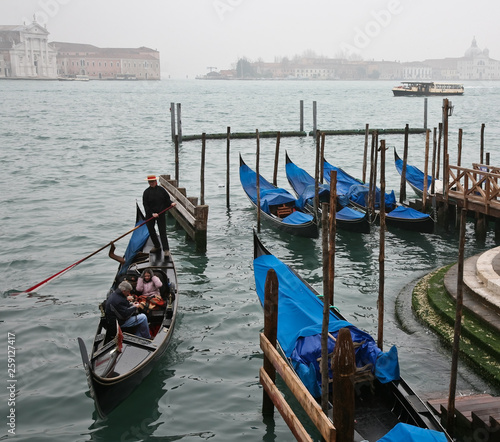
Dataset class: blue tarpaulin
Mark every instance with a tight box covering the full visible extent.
[285,159,330,209]
[323,159,396,211]
[118,207,150,275]
[336,205,366,221]
[240,162,297,211]
[387,205,430,220]
[377,423,448,442]
[395,150,432,193]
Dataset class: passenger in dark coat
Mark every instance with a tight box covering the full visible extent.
[105,281,151,339]
[143,174,176,258]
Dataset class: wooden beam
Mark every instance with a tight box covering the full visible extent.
[260,368,313,442]
[260,333,336,441]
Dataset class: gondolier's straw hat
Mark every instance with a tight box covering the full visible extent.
[145,174,158,181]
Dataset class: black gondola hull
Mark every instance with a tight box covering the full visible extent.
[386,215,434,233]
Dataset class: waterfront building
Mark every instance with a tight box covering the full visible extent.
[0,20,58,79]
[204,38,500,81]
[53,42,160,80]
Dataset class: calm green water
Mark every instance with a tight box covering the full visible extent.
[1,79,500,441]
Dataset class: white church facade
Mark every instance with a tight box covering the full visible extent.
[0,20,58,79]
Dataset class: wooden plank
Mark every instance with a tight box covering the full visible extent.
[159,175,197,217]
[260,333,336,441]
[259,368,313,442]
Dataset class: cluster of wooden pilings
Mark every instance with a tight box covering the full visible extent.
[169,100,428,142]
[397,99,498,240]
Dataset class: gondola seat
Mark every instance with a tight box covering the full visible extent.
[276,204,293,217]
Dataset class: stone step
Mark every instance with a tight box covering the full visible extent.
[445,254,500,334]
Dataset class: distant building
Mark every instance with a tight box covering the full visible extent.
[202,38,500,81]
[424,38,500,80]
[52,42,160,80]
[0,20,161,80]
[457,37,500,80]
[0,20,58,79]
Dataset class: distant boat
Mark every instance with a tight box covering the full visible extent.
[115,74,137,81]
[392,81,463,97]
[58,74,89,81]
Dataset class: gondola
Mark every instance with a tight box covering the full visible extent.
[394,148,443,198]
[386,205,434,233]
[285,152,370,233]
[239,154,319,238]
[78,205,179,418]
[253,232,450,441]
[323,157,397,212]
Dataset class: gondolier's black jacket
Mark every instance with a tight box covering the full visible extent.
[105,289,138,325]
[143,185,172,217]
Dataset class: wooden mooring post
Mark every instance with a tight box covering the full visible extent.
[226,127,230,208]
[446,208,467,437]
[377,140,386,351]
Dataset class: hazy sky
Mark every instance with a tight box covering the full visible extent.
[2,0,499,79]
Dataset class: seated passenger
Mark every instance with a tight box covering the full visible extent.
[105,281,151,339]
[136,268,163,298]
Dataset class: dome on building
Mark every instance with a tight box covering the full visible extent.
[465,37,482,58]
[483,48,490,57]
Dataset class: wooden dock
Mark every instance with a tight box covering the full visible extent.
[159,174,208,251]
[428,394,500,440]
[438,163,500,218]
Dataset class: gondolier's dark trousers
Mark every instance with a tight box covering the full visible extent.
[146,213,170,251]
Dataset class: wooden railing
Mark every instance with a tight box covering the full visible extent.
[447,164,500,212]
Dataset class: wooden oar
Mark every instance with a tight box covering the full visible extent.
[23,204,175,293]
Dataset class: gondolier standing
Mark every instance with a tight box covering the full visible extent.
[143,174,175,258]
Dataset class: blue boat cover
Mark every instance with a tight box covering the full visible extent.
[254,253,400,397]
[395,153,432,193]
[118,211,150,275]
[281,210,314,225]
[377,423,448,442]
[285,160,329,209]
[323,159,396,211]
[387,205,430,220]
[336,206,365,221]
[240,162,297,213]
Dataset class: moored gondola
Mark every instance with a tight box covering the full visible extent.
[253,231,450,441]
[386,205,435,234]
[78,205,178,418]
[239,154,319,238]
[323,157,397,212]
[394,148,443,198]
[285,152,370,233]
